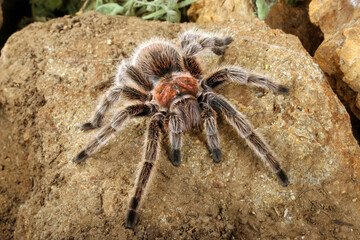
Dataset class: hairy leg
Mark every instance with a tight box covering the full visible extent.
[169,113,183,166]
[200,103,221,163]
[124,65,153,91]
[204,93,289,186]
[74,104,153,163]
[179,29,233,56]
[201,66,289,94]
[82,63,153,131]
[81,85,123,130]
[125,112,165,228]
[82,85,150,130]
[180,29,233,78]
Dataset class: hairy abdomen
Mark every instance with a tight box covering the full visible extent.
[133,41,183,82]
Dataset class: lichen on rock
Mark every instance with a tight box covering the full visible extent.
[0,12,360,239]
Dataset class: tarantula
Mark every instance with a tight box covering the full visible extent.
[74,29,290,228]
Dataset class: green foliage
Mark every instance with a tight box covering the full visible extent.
[251,0,277,20]
[285,0,304,7]
[93,0,197,22]
[251,0,304,20]
[30,0,197,23]
[254,0,276,20]
[96,3,125,15]
[30,0,84,21]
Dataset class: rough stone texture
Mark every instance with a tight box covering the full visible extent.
[1,12,360,239]
[309,0,360,120]
[265,0,323,56]
[187,0,254,23]
[0,117,31,239]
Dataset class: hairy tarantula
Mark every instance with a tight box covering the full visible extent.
[74,29,290,228]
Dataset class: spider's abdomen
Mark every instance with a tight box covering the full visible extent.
[133,42,183,81]
[154,75,199,108]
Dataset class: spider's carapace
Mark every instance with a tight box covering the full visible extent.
[154,75,199,108]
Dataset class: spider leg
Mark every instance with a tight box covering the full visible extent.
[200,103,221,163]
[81,85,123,131]
[125,112,165,228]
[169,113,183,166]
[82,64,153,131]
[180,29,233,78]
[201,66,289,95]
[204,93,289,186]
[74,103,153,163]
[179,29,233,57]
[124,65,153,91]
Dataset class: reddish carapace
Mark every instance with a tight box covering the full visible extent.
[154,74,199,107]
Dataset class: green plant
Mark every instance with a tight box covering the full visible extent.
[285,0,304,7]
[253,0,277,20]
[93,0,197,22]
[30,0,84,21]
[30,0,196,23]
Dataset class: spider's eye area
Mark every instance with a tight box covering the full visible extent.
[154,75,199,108]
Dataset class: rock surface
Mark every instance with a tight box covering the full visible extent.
[187,0,254,23]
[265,0,323,56]
[1,12,360,239]
[309,0,360,120]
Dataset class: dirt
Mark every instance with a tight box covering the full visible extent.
[0,116,32,239]
[0,12,360,239]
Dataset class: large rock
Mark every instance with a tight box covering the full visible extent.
[265,0,323,56]
[187,0,254,23]
[309,0,360,120]
[1,12,360,239]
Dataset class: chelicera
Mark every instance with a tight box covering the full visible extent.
[74,29,290,228]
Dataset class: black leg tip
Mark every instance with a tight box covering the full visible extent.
[277,169,290,187]
[171,149,181,167]
[212,46,227,55]
[278,85,290,95]
[74,150,89,164]
[212,148,222,163]
[125,210,138,229]
[81,122,96,131]
[224,37,234,45]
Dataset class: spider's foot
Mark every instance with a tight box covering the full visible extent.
[212,46,227,56]
[214,36,234,46]
[74,150,89,164]
[277,85,290,95]
[125,210,138,229]
[224,37,234,45]
[81,122,97,131]
[276,169,289,187]
[212,148,222,163]
[171,149,181,167]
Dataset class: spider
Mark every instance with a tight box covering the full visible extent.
[74,29,290,229]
